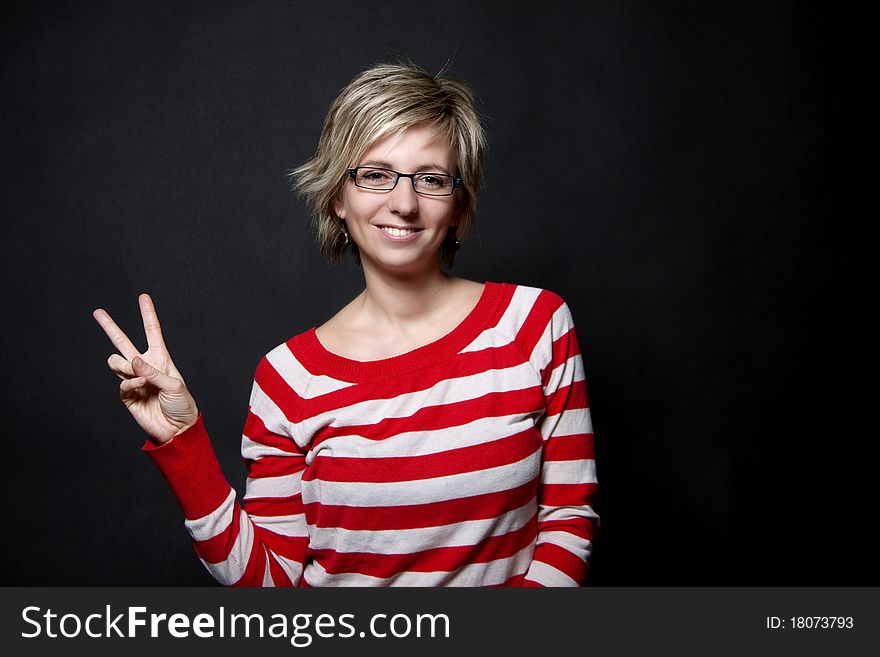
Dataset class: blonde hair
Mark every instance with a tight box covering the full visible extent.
[291,62,486,266]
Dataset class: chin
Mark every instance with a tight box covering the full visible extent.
[367,250,439,274]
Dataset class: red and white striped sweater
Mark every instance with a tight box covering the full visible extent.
[145,282,598,586]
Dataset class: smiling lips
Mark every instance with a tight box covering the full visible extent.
[375,224,423,241]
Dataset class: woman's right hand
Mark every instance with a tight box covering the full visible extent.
[93,293,199,444]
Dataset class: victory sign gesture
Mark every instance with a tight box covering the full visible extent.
[93,293,199,444]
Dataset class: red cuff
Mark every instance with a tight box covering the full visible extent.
[142,414,233,520]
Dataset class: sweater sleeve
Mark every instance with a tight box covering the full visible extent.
[522,295,599,587]
[143,356,310,586]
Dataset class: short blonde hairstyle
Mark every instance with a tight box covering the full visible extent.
[291,62,486,267]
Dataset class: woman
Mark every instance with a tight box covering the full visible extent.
[93,62,599,586]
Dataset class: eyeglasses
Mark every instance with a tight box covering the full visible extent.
[346,167,462,197]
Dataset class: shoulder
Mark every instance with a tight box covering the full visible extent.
[480,283,576,361]
[251,329,317,395]
[495,285,582,378]
[494,282,573,327]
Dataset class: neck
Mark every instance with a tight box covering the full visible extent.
[357,261,453,327]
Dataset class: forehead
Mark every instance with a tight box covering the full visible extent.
[359,124,455,170]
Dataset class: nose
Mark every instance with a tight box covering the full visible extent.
[387,177,419,216]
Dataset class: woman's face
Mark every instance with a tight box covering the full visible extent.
[334,124,458,276]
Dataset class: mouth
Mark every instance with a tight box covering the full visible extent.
[374,224,424,241]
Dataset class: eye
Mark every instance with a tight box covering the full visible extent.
[357,168,396,186]
[416,174,450,189]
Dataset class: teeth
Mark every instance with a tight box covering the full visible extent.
[381,226,417,237]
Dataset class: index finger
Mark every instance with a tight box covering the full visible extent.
[138,293,167,350]
[92,307,141,360]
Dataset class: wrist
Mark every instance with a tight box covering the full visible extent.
[172,414,200,437]
[147,414,200,446]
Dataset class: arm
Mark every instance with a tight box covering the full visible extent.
[144,362,310,586]
[522,297,599,587]
[94,294,309,586]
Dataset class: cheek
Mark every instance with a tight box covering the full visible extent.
[436,205,458,231]
[336,192,387,223]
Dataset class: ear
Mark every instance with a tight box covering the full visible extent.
[333,196,346,220]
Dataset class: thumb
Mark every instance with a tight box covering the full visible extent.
[131,356,179,390]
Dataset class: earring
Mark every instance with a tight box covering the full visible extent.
[339,222,351,246]
[445,229,461,252]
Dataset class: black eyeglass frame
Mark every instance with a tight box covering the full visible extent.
[346,167,463,196]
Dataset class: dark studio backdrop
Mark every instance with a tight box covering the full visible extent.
[0,1,870,586]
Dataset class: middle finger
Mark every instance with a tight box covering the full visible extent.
[139,293,166,351]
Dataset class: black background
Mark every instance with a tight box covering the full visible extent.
[1,1,870,585]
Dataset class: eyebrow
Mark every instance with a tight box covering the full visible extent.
[358,160,453,175]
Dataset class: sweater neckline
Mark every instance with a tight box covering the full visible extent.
[293,281,507,382]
